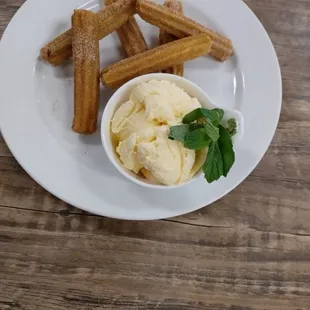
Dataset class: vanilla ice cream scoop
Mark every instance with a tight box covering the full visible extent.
[111,100,156,142]
[110,80,202,186]
[137,127,196,185]
[130,80,201,125]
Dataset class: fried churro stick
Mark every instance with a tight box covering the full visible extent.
[41,0,136,66]
[101,34,212,89]
[137,0,233,61]
[72,10,100,134]
[105,0,148,57]
[159,0,184,76]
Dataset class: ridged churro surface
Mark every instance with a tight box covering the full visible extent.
[72,10,100,134]
[101,34,212,89]
[41,0,136,66]
[137,0,232,61]
[159,0,184,76]
[105,0,148,57]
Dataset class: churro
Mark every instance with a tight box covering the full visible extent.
[159,0,184,76]
[105,0,148,57]
[72,10,100,134]
[101,34,212,89]
[137,0,233,61]
[41,0,136,66]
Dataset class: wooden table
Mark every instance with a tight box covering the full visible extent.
[1,1,310,309]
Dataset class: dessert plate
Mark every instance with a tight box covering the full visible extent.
[0,0,282,220]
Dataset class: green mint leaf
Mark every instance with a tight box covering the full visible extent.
[184,129,212,150]
[189,123,204,131]
[182,108,224,125]
[169,124,189,142]
[227,118,237,137]
[204,119,220,142]
[203,142,224,183]
[182,108,204,124]
[169,123,205,142]
[209,109,224,126]
[218,125,235,177]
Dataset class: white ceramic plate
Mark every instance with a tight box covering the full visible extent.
[0,0,282,220]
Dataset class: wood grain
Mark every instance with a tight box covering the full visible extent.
[1,0,310,309]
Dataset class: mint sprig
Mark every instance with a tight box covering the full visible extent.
[169,124,189,142]
[183,108,224,126]
[203,142,223,183]
[169,123,204,142]
[184,129,211,150]
[227,118,237,137]
[218,125,235,177]
[169,108,237,184]
[204,119,220,142]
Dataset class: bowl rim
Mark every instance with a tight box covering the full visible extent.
[100,73,242,190]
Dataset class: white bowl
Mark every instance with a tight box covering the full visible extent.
[101,73,244,190]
